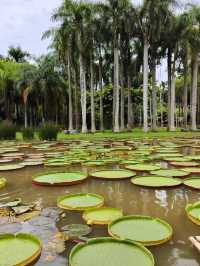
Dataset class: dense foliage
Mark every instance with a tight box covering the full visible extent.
[0,0,200,133]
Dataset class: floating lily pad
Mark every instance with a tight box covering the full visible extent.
[170,161,199,167]
[186,155,200,161]
[0,177,6,189]
[33,172,87,186]
[131,176,182,188]
[0,164,24,171]
[119,160,142,165]
[0,233,41,266]
[150,169,189,178]
[90,170,135,180]
[164,157,192,162]
[186,202,200,225]
[181,167,200,174]
[126,164,161,172]
[83,207,123,225]
[183,178,200,190]
[158,153,183,158]
[108,215,173,246]
[22,161,43,166]
[69,237,154,266]
[57,193,104,211]
[82,161,105,167]
[45,161,70,167]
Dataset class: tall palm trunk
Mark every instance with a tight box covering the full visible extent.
[151,59,157,131]
[67,52,73,131]
[73,68,79,130]
[127,75,134,129]
[113,41,120,132]
[80,53,88,133]
[120,62,125,130]
[191,54,198,131]
[90,52,96,133]
[143,36,149,132]
[183,46,189,129]
[167,49,172,130]
[24,103,27,128]
[160,88,163,127]
[99,53,104,131]
[169,52,176,131]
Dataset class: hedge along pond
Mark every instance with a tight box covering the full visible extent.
[0,138,200,266]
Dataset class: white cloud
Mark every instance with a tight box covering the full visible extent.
[0,0,199,58]
[0,0,62,57]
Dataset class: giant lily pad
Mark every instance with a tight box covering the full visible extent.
[69,237,155,266]
[181,167,200,174]
[150,169,189,178]
[57,193,104,211]
[0,164,25,171]
[125,164,161,172]
[186,202,200,225]
[0,177,6,189]
[164,157,191,162]
[90,170,135,180]
[22,161,43,166]
[108,215,173,246]
[33,172,87,186]
[170,161,199,167]
[0,233,41,266]
[131,176,182,188]
[83,207,123,225]
[183,178,200,190]
[82,161,105,167]
[186,155,200,161]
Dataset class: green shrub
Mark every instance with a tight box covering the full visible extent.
[22,128,34,140]
[0,121,17,140]
[39,123,59,141]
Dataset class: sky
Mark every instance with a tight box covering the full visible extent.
[0,0,62,57]
[0,0,199,82]
[0,0,199,58]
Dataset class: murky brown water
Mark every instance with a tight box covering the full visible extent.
[0,142,200,266]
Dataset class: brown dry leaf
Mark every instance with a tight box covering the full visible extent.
[43,254,56,262]
[17,210,40,222]
[55,241,65,253]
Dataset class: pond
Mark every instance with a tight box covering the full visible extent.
[0,138,200,266]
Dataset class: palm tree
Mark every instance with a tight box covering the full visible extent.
[8,46,30,63]
[187,6,200,131]
[99,0,131,132]
[52,0,92,133]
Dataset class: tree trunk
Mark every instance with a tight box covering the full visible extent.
[99,54,104,131]
[160,87,163,127]
[120,62,125,131]
[151,59,157,131]
[143,36,149,132]
[113,45,120,132]
[183,46,189,129]
[127,75,134,129]
[24,103,27,128]
[79,53,88,133]
[68,52,73,131]
[191,55,198,131]
[169,52,176,131]
[73,68,79,130]
[167,49,172,130]
[90,52,96,133]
